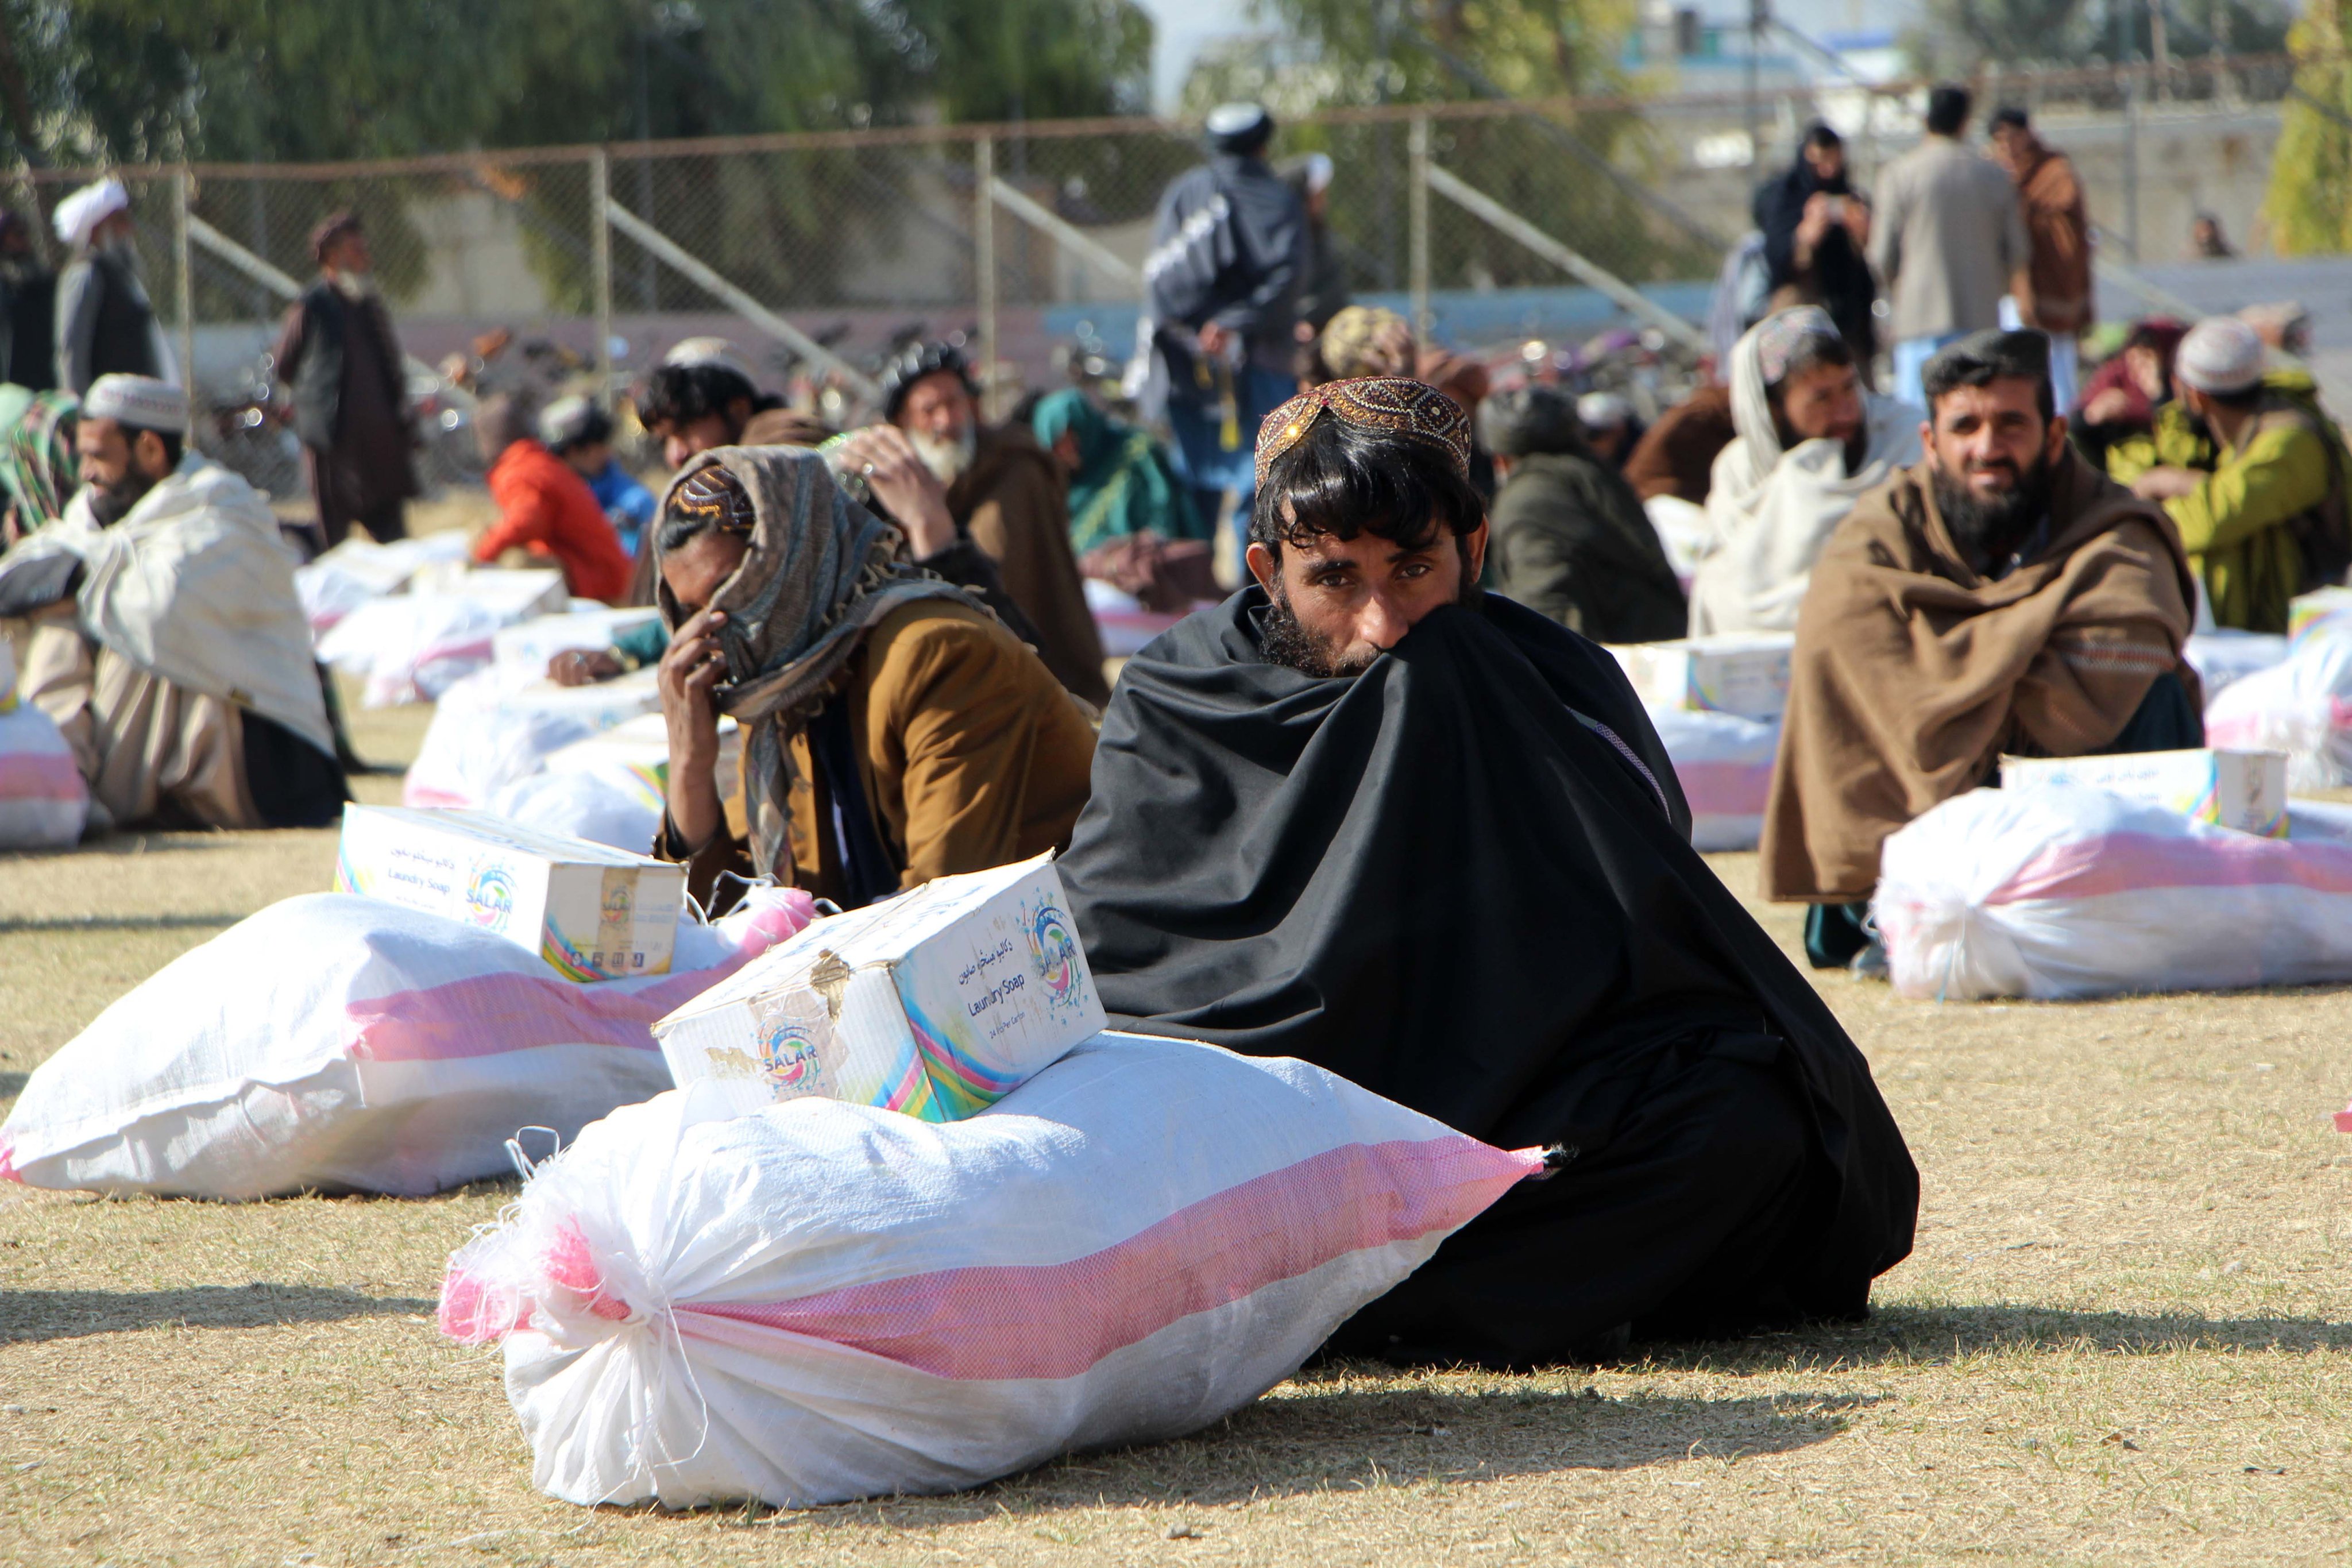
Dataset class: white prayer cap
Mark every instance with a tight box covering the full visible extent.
[538,392,597,449]
[52,177,130,250]
[83,373,187,434]
[2176,316,2265,396]
[662,335,756,383]
[1206,102,1274,151]
[1577,391,1632,429]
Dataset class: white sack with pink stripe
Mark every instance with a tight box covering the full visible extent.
[1646,705,1780,852]
[0,701,89,850]
[0,887,814,1198]
[1874,783,2352,1001]
[437,1034,1546,1509]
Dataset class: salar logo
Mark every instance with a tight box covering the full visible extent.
[464,862,515,932]
[758,1017,823,1092]
[1028,903,1081,1007]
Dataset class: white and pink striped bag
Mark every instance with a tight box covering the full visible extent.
[1875,783,2352,1001]
[1648,706,1780,852]
[0,887,813,1198]
[0,701,88,851]
[439,1034,1543,1509]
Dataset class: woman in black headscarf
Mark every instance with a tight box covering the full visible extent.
[1756,123,1878,368]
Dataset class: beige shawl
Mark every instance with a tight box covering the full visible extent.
[1761,448,2197,902]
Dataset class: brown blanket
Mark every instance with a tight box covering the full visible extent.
[1762,449,2197,903]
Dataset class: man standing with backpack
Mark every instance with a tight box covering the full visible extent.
[1133,102,1306,542]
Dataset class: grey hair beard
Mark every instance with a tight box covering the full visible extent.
[910,426,977,486]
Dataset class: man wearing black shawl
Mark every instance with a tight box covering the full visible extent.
[1059,378,1917,1368]
[1756,124,1877,368]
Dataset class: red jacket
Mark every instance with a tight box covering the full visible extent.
[477,439,634,603]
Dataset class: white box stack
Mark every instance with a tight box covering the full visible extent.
[2000,747,2289,837]
[654,855,1104,1121]
[1608,634,1794,721]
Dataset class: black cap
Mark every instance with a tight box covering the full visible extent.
[878,340,976,422]
[1477,385,1589,459]
[1206,101,1275,155]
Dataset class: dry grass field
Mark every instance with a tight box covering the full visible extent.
[5,697,2351,1565]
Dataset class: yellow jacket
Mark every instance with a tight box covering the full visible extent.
[2106,372,2342,634]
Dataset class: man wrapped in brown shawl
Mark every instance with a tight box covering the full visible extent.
[1761,330,2200,968]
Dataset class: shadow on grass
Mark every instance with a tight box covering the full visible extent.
[1633,1301,2352,1372]
[0,1283,434,1342]
[628,1380,1880,1531]
[0,913,248,934]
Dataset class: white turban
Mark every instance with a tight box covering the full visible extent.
[83,373,188,434]
[2176,316,2266,396]
[52,177,130,252]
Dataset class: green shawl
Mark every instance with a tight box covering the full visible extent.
[1031,390,1206,554]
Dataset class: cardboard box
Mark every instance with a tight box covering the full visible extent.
[491,608,665,678]
[2000,747,2289,837]
[407,561,569,621]
[1608,634,1794,721]
[333,804,686,979]
[2290,586,2352,644]
[654,855,1105,1121]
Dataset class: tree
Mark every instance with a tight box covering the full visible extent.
[2269,0,2352,254]
[1196,0,1710,287]
[0,0,1154,167]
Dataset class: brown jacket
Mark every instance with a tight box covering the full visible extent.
[2012,138,2094,336]
[1625,384,1735,505]
[1762,451,2196,903]
[666,597,1098,909]
[949,425,1111,706]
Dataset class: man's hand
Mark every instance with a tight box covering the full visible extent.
[2080,387,2134,426]
[2130,466,2202,501]
[1840,197,1871,248]
[1195,320,1231,358]
[547,648,623,687]
[657,607,729,853]
[837,424,957,557]
[1797,191,1835,246]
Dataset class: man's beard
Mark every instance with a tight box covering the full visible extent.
[1257,540,1482,678]
[1932,447,2056,571]
[87,468,161,528]
[910,426,977,486]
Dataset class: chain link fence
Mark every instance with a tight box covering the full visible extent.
[0,53,2305,505]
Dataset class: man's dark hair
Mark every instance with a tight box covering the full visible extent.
[547,403,615,455]
[1921,329,2055,423]
[121,423,182,468]
[1477,385,1588,460]
[1802,121,1843,153]
[879,340,976,423]
[476,392,535,455]
[1770,331,1855,394]
[1251,415,1485,561]
[1925,83,1972,137]
[1990,105,2030,133]
[638,362,758,431]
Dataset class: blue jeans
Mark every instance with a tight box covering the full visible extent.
[1166,365,1297,547]
[1890,332,1965,412]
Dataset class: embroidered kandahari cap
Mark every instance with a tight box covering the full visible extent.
[1255,377,1473,488]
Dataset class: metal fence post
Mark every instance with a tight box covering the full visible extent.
[2123,66,2142,262]
[1409,112,1432,347]
[588,148,613,403]
[974,134,998,419]
[172,168,196,431]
